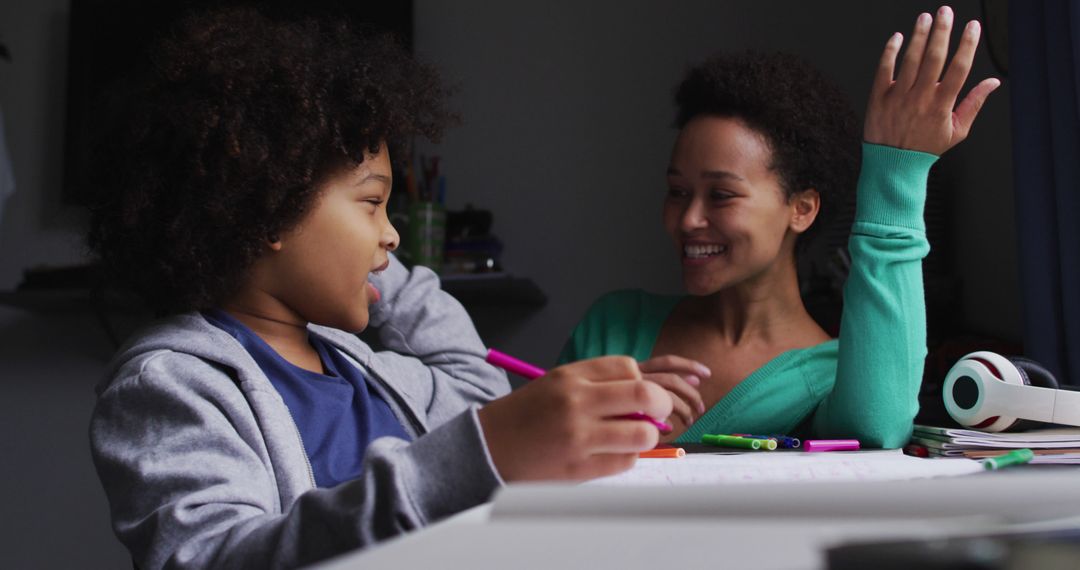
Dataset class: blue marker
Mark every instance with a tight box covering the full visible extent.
[774,436,801,449]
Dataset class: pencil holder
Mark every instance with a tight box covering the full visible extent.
[406,202,445,272]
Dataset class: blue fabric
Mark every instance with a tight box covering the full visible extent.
[1009,0,1080,386]
[203,310,411,487]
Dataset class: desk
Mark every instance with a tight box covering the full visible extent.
[314,465,1080,570]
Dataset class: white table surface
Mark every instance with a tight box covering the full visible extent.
[314,468,1080,570]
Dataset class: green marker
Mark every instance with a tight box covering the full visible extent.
[982,448,1035,470]
[702,434,762,450]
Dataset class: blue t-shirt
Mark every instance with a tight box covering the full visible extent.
[203,309,412,488]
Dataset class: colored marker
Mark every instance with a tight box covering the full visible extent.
[777,436,801,449]
[486,348,547,380]
[903,444,930,458]
[803,439,860,452]
[734,434,800,449]
[702,434,762,450]
[768,435,800,449]
[982,448,1034,470]
[730,435,779,451]
[639,447,685,459]
[485,349,672,432]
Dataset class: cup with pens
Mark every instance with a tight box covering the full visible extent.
[404,155,447,272]
[407,202,445,271]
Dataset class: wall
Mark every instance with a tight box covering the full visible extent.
[0,0,88,290]
[0,307,129,568]
[413,0,1020,367]
[0,1,1023,353]
[0,2,1024,354]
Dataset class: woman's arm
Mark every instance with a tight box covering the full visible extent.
[812,6,1000,447]
[811,143,935,446]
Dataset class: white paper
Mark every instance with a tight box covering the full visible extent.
[585,449,983,486]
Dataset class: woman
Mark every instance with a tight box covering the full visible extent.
[560,6,1000,447]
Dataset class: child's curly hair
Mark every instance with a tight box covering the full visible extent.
[87,6,451,314]
[675,51,861,247]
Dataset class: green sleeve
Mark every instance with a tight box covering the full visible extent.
[810,143,937,448]
[557,313,589,365]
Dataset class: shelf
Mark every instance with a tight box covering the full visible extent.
[440,273,547,308]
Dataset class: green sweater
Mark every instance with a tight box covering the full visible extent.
[558,144,936,448]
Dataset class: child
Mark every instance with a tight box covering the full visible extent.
[87,8,671,569]
[560,6,1000,447]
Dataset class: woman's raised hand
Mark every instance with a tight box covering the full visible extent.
[864,6,1001,156]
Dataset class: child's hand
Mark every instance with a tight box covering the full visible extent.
[864,5,1001,156]
[638,355,708,437]
[477,356,673,482]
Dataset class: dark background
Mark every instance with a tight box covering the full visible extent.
[62,0,414,205]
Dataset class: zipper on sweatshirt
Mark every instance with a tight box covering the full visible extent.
[282,406,317,489]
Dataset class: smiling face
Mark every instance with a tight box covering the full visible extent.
[663,116,817,296]
[263,143,399,332]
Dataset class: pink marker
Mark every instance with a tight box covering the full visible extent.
[803,439,860,452]
[485,348,672,432]
[485,348,547,380]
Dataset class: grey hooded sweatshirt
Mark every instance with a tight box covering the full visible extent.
[90,255,511,569]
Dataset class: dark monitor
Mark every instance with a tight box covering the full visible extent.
[62,0,413,205]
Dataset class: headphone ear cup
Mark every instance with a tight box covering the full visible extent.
[943,352,1024,432]
[1009,357,1060,389]
[1003,356,1059,432]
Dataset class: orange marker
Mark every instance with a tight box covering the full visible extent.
[639,447,686,459]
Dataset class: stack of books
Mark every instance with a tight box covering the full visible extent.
[910,424,1080,464]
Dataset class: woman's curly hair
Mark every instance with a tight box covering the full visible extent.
[87,6,451,314]
[675,51,861,247]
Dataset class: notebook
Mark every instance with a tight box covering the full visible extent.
[913,425,1080,447]
[911,425,1080,464]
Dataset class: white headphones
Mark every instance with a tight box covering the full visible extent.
[943,351,1080,432]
